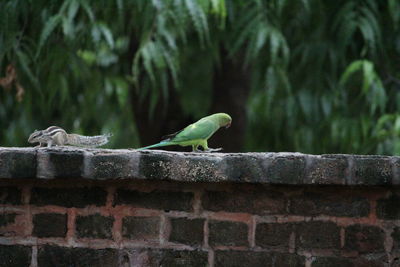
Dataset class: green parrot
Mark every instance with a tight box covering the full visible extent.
[137,113,232,152]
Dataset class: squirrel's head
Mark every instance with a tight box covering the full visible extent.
[28,130,44,143]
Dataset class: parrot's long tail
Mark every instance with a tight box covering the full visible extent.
[137,141,173,150]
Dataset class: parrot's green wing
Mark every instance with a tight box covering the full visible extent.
[165,118,219,143]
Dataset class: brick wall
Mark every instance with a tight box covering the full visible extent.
[1,148,400,266]
[1,180,399,266]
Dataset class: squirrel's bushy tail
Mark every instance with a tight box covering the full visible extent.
[67,133,112,147]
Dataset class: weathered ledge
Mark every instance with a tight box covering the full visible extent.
[0,147,398,185]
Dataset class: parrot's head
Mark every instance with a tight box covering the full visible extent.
[216,113,232,129]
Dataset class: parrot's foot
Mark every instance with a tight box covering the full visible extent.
[204,147,223,153]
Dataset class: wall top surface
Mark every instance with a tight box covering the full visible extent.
[0,147,398,185]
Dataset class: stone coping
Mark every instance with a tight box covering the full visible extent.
[0,147,398,185]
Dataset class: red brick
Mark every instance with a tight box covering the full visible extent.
[312,256,387,267]
[256,223,293,248]
[76,214,114,239]
[345,224,384,253]
[377,194,400,220]
[392,258,400,267]
[289,192,370,217]
[31,187,107,208]
[209,220,248,247]
[202,190,285,215]
[392,227,400,250]
[0,213,16,227]
[127,248,208,267]
[214,251,305,267]
[122,216,160,241]
[296,221,340,249]
[33,213,67,238]
[0,245,31,267]
[153,249,207,267]
[169,217,204,246]
[274,252,305,266]
[215,250,273,266]
[0,213,17,237]
[312,257,353,267]
[352,256,387,267]
[0,187,21,205]
[37,245,118,267]
[114,189,193,211]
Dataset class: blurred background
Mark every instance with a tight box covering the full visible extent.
[1,0,399,154]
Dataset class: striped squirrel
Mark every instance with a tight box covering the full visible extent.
[28,126,112,148]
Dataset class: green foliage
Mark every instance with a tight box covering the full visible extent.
[1,0,400,154]
[244,0,400,154]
